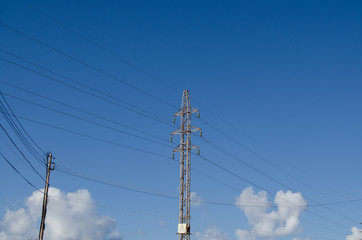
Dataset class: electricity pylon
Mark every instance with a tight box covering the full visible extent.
[39,152,54,240]
[171,90,201,240]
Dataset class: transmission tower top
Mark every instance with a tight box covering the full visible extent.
[171,90,201,240]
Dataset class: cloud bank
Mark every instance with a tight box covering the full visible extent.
[346,227,362,240]
[195,227,229,240]
[191,192,204,207]
[235,187,307,240]
[0,187,122,240]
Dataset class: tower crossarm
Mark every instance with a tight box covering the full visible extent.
[172,144,199,152]
[171,126,201,135]
[174,108,199,117]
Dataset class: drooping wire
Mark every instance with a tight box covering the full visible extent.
[1,110,351,208]
[0,93,45,164]
[0,80,171,143]
[2,95,349,229]
[0,97,295,208]
[194,100,320,180]
[0,55,175,128]
[0,123,45,182]
[193,153,351,231]
[2,92,174,149]
[3,112,171,160]
[0,110,351,231]
[0,6,350,236]
[0,101,43,163]
[0,21,179,110]
[0,49,175,127]
[8,1,355,216]
[194,95,360,217]
[6,3,354,224]
[15,0,180,94]
[0,83,350,231]
[0,78,353,231]
[0,146,336,239]
[0,91,45,154]
[0,108,245,204]
[0,152,43,193]
[44,191,339,240]
[198,118,362,219]
[55,163,361,209]
[42,187,337,239]
[29,108,351,231]
[197,135,360,224]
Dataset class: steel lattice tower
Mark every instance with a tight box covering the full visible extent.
[171,90,201,240]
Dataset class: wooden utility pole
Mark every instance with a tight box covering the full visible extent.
[38,152,54,240]
[171,90,201,240]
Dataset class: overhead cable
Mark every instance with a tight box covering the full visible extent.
[0,21,178,109]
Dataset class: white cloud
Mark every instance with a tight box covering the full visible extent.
[0,187,122,240]
[159,220,166,227]
[191,192,204,207]
[137,229,145,235]
[235,187,307,239]
[346,227,362,240]
[235,228,256,240]
[195,227,229,240]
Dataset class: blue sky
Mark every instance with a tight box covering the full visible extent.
[1,1,362,239]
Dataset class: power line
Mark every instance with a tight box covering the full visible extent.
[0,123,45,182]
[200,118,325,192]
[10,0,351,207]
[0,93,45,164]
[0,93,353,231]
[0,110,245,198]
[0,150,339,240]
[2,92,174,149]
[0,112,350,232]
[198,117,362,219]
[1,3,354,236]
[193,97,361,217]
[0,21,179,110]
[15,0,180,94]
[0,100,43,163]
[0,96,261,206]
[0,80,170,143]
[1,87,354,232]
[10,0,360,215]
[0,54,175,127]
[2,108,350,209]
[194,100,323,183]
[3,110,357,218]
[8,3,355,222]
[1,92,45,154]
[0,48,174,126]
[2,112,171,159]
[54,161,349,236]
[194,153,352,230]
[44,192,337,240]
[197,136,360,225]
[56,166,179,201]
[55,164,361,208]
[0,152,42,193]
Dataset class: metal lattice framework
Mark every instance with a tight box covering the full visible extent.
[171,90,200,240]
